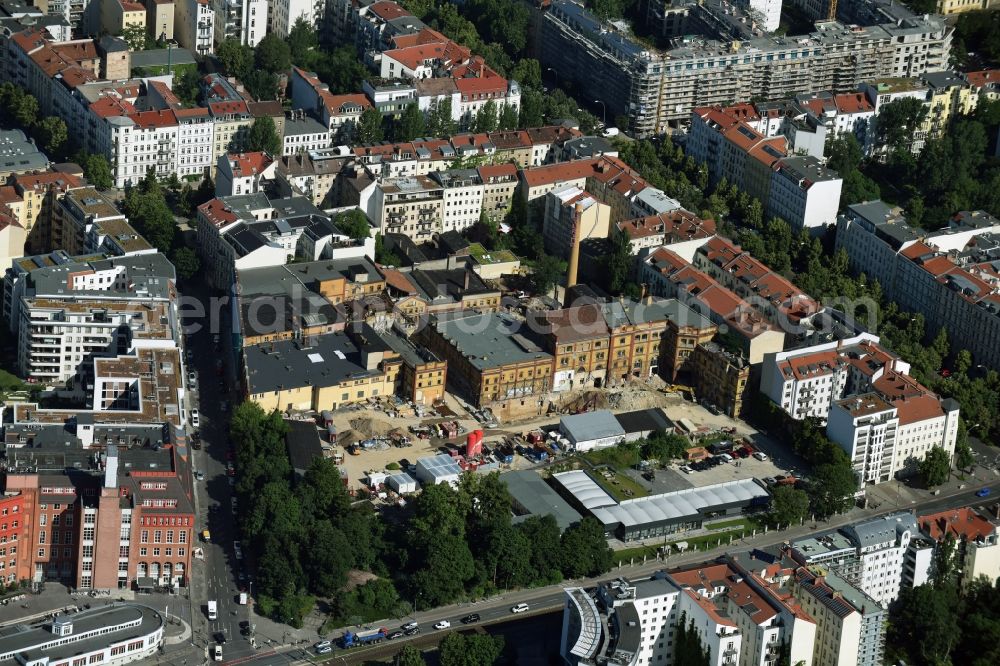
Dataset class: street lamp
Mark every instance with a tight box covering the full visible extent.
[593,99,606,126]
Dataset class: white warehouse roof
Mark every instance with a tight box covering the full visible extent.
[554,470,769,528]
[553,470,616,510]
[414,454,462,485]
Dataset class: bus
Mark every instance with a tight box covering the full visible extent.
[207,600,218,620]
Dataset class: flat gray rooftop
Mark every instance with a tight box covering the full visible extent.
[504,470,582,531]
[430,312,552,371]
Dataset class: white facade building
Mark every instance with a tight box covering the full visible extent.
[767,156,843,231]
[269,0,315,38]
[827,393,899,488]
[175,0,214,55]
[213,0,266,46]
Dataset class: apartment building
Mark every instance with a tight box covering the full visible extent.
[477,163,518,220]
[290,67,372,139]
[688,107,842,231]
[174,0,213,54]
[215,151,276,198]
[616,209,716,258]
[429,168,485,234]
[6,169,84,253]
[542,186,611,259]
[562,560,819,666]
[827,393,900,488]
[0,212,25,272]
[935,0,999,14]
[274,152,347,208]
[694,236,819,326]
[3,253,178,383]
[789,567,885,666]
[791,512,922,608]
[760,334,904,420]
[102,0,146,36]
[367,174,443,243]
[640,247,785,364]
[519,156,648,223]
[213,0,265,46]
[918,507,1000,587]
[282,113,331,156]
[836,203,1000,370]
[540,0,950,137]
[51,186,152,258]
[269,0,315,38]
[146,0,174,41]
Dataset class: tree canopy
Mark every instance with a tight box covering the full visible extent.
[245,116,282,155]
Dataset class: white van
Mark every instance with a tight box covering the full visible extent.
[207,600,218,620]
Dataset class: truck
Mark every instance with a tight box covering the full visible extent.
[341,627,389,648]
[207,600,218,620]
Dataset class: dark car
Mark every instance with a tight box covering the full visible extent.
[461,613,480,624]
[404,627,419,636]
[214,632,227,645]
[387,630,404,640]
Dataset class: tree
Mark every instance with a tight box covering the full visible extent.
[769,485,810,527]
[473,100,499,133]
[286,17,318,67]
[875,97,927,155]
[498,103,519,131]
[427,98,456,137]
[674,613,711,666]
[245,116,282,155]
[12,91,38,129]
[810,460,857,517]
[954,349,973,376]
[955,426,975,472]
[120,25,148,52]
[35,116,68,156]
[255,33,291,74]
[640,431,688,463]
[438,633,505,666]
[527,253,565,296]
[516,514,563,585]
[559,517,612,578]
[920,446,952,488]
[75,152,113,190]
[395,103,426,142]
[888,583,959,666]
[243,70,280,101]
[123,183,176,251]
[395,645,426,666]
[332,209,371,241]
[606,229,634,294]
[171,247,200,280]
[173,67,201,106]
[217,38,254,80]
[357,108,384,144]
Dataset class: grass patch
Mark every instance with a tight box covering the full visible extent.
[582,447,640,468]
[705,518,750,531]
[613,545,658,565]
[591,469,648,501]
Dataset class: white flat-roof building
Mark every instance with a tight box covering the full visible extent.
[0,604,164,666]
[559,410,626,452]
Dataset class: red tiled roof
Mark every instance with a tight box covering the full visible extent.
[833,93,874,114]
[0,186,21,205]
[618,210,716,241]
[390,28,449,49]
[322,93,371,116]
[477,163,518,180]
[920,507,997,542]
[13,170,83,192]
[964,70,1000,88]
[521,158,601,188]
[90,96,137,118]
[197,198,238,229]
[11,28,48,55]
[226,152,273,178]
[129,109,178,129]
[381,269,417,295]
[369,0,411,21]
[209,101,250,116]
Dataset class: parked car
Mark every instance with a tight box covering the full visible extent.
[680,465,693,474]
[314,641,331,650]
[213,645,223,662]
[433,620,451,630]
[316,645,332,654]
[461,613,480,624]
[188,371,197,387]
[511,603,530,614]
[404,627,419,636]
[195,471,205,481]
[753,452,769,461]
[190,409,200,428]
